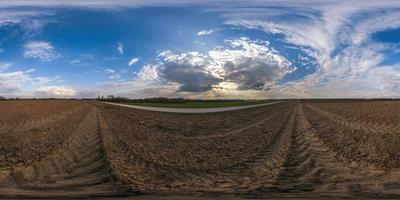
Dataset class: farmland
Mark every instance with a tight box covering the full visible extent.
[116,100,274,108]
[0,99,400,198]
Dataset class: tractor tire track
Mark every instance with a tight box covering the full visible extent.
[0,107,134,198]
[100,104,296,193]
[0,105,90,135]
[268,104,359,193]
[306,104,398,136]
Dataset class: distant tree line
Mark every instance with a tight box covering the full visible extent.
[0,96,78,100]
[0,96,20,100]
[96,95,244,103]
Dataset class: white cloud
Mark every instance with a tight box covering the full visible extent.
[117,42,124,54]
[105,68,121,79]
[0,10,47,25]
[70,59,81,65]
[35,76,51,84]
[197,29,214,36]
[23,41,59,62]
[128,57,140,66]
[105,68,116,73]
[0,62,12,72]
[137,64,158,81]
[209,37,295,90]
[36,86,76,97]
[34,76,60,84]
[108,74,121,79]
[0,10,54,38]
[0,70,32,94]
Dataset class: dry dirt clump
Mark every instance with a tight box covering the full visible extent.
[0,100,400,199]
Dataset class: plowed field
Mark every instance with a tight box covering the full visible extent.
[1,100,400,199]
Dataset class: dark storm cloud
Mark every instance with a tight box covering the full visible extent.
[158,52,223,92]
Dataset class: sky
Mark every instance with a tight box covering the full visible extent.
[0,0,399,99]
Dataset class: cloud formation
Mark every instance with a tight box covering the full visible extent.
[137,64,158,81]
[144,38,294,93]
[105,68,121,79]
[222,1,400,98]
[209,37,294,90]
[157,51,222,92]
[36,86,76,97]
[117,42,124,54]
[197,29,214,36]
[34,76,60,85]
[0,1,399,98]
[0,62,12,72]
[128,57,140,66]
[0,69,33,94]
[23,41,59,62]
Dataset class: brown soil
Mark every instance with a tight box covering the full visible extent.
[0,100,400,199]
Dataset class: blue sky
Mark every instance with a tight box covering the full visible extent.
[0,0,399,98]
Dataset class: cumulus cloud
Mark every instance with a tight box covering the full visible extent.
[36,86,76,97]
[23,41,59,62]
[144,38,294,93]
[128,57,140,66]
[197,29,214,36]
[157,51,223,92]
[209,37,294,90]
[137,64,158,81]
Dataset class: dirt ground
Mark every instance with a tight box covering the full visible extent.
[1,99,400,199]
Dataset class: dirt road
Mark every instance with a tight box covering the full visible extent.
[103,101,282,113]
